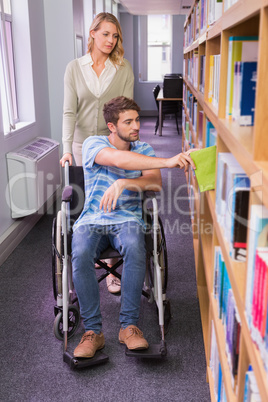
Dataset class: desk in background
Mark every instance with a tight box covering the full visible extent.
[156,88,183,136]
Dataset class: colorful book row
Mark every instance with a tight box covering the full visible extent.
[215,152,250,261]
[245,204,268,372]
[226,36,258,126]
[213,246,241,389]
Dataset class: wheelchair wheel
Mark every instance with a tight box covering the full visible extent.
[157,216,168,293]
[52,211,63,300]
[53,304,80,340]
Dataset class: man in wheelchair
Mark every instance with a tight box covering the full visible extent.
[72,96,196,359]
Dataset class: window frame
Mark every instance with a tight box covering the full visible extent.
[139,14,172,83]
[0,0,18,133]
[0,0,35,137]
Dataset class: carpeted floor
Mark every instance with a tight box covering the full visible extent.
[0,116,211,402]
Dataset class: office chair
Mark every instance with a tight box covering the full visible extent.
[153,85,180,135]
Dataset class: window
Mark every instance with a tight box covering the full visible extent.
[0,0,18,133]
[147,15,172,81]
[0,0,35,136]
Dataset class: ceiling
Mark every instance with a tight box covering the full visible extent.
[118,0,193,15]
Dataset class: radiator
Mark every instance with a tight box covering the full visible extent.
[6,137,61,218]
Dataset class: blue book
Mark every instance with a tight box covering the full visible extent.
[226,36,258,119]
[222,263,231,324]
[243,365,253,401]
[218,362,223,401]
[205,119,216,147]
[239,62,257,126]
[219,255,226,319]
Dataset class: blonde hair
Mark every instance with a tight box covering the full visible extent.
[87,13,124,66]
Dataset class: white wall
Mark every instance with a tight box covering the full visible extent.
[0,0,75,264]
[43,0,75,149]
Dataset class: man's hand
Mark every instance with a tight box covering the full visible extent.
[165,150,197,172]
[99,180,125,213]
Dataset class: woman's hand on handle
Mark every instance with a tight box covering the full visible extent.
[60,153,73,167]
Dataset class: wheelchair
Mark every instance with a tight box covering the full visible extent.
[51,162,171,369]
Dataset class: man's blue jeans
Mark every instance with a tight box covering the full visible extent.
[72,221,146,334]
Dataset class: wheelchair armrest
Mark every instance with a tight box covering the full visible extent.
[62,185,73,203]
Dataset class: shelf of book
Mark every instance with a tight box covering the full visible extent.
[212,212,245,317]
[205,189,246,315]
[211,296,237,401]
[207,366,217,402]
[198,284,210,361]
[221,0,261,31]
[254,6,268,161]
[241,308,268,399]
[183,1,268,400]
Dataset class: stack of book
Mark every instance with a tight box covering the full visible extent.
[199,55,206,93]
[243,366,261,401]
[210,320,228,401]
[226,36,258,125]
[205,118,217,148]
[208,54,221,110]
[232,61,257,125]
[215,153,250,261]
[199,0,208,33]
[198,110,204,147]
[245,204,268,372]
[213,246,241,390]
[188,93,197,133]
[208,0,223,26]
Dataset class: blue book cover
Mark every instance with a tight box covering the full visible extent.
[239,61,257,126]
[243,365,253,401]
[222,263,231,324]
[218,362,222,402]
[205,119,215,147]
[218,251,223,318]
[226,36,258,119]
[219,256,226,319]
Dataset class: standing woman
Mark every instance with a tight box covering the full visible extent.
[60,12,134,167]
[60,13,134,294]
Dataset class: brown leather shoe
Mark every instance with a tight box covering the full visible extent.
[106,274,121,294]
[73,330,105,358]
[119,325,149,350]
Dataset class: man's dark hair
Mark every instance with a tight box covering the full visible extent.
[103,96,141,126]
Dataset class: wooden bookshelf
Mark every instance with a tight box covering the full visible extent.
[183,1,268,400]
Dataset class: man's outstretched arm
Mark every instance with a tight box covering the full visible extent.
[95,147,196,172]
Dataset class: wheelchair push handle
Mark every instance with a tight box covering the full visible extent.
[64,160,70,187]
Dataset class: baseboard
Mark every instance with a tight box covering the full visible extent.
[0,188,61,267]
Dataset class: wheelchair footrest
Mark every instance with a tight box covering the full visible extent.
[63,350,109,369]
[125,341,167,358]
